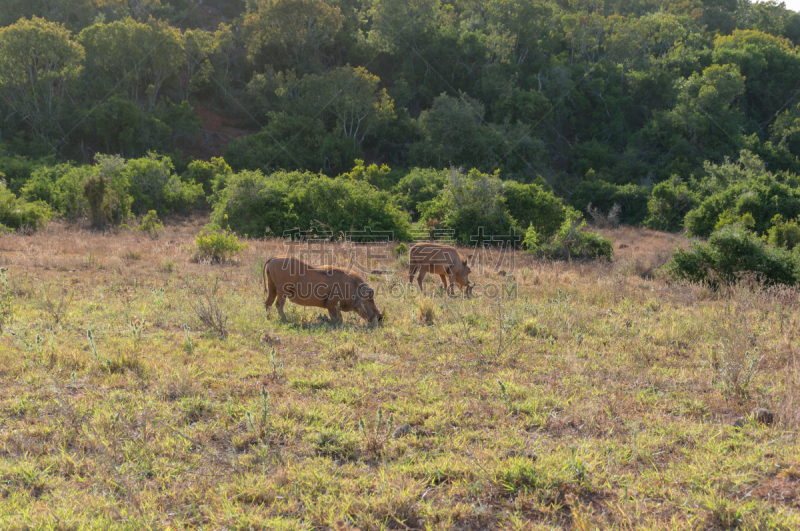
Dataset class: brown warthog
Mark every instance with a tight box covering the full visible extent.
[408,243,473,295]
[263,256,384,324]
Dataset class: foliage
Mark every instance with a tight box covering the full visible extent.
[184,157,232,197]
[224,112,360,176]
[767,214,800,251]
[684,156,800,238]
[137,210,163,238]
[666,224,800,287]
[210,170,412,240]
[191,224,248,263]
[0,182,52,231]
[20,163,91,219]
[419,168,517,245]
[503,181,565,239]
[121,153,203,215]
[82,154,131,227]
[567,180,651,226]
[0,17,84,145]
[392,168,449,221]
[645,176,698,232]
[526,208,613,261]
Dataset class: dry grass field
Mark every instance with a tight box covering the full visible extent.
[0,218,799,530]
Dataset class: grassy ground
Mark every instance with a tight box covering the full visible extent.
[0,219,798,530]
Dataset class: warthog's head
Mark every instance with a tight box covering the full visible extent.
[453,259,473,292]
[356,285,384,324]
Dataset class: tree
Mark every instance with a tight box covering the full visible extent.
[78,16,183,111]
[298,66,396,147]
[0,17,84,149]
[243,0,344,72]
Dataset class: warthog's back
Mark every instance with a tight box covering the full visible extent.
[265,256,364,304]
[409,243,465,268]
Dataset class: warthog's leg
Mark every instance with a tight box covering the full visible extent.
[417,267,428,290]
[408,265,419,286]
[438,273,448,291]
[446,267,456,295]
[264,282,278,312]
[275,293,288,321]
[325,300,342,324]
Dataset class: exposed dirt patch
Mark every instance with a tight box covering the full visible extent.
[751,475,800,507]
[181,104,255,161]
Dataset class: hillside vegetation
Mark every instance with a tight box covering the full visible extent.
[3,1,800,247]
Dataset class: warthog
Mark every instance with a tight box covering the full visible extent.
[408,243,473,295]
[263,256,384,324]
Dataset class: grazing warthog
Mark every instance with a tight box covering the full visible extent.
[263,256,384,324]
[408,243,473,295]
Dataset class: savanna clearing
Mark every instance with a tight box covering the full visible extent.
[0,220,798,530]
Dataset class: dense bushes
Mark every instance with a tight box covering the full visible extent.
[121,153,203,215]
[504,181,566,239]
[524,208,614,261]
[393,168,448,221]
[419,169,516,244]
[210,170,411,240]
[666,225,800,286]
[645,176,698,232]
[567,181,651,226]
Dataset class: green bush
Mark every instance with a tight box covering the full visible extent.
[394,242,408,257]
[419,169,517,244]
[0,183,52,231]
[224,112,360,176]
[665,225,800,287]
[767,215,800,250]
[20,164,92,220]
[526,208,613,261]
[645,176,698,232]
[138,210,164,238]
[567,180,651,226]
[192,224,249,263]
[211,170,412,240]
[82,154,132,227]
[121,153,203,215]
[685,177,800,237]
[0,155,56,194]
[184,157,232,197]
[393,168,448,221]
[503,181,565,239]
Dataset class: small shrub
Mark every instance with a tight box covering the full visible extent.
[187,277,229,339]
[123,250,142,261]
[161,259,176,273]
[417,298,436,325]
[137,210,164,238]
[394,242,408,257]
[191,224,248,263]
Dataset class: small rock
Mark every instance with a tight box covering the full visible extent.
[498,270,507,277]
[753,408,775,426]
[618,244,629,249]
[733,408,775,429]
[392,424,412,439]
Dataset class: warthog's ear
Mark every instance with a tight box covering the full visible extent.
[467,254,474,264]
[365,287,374,299]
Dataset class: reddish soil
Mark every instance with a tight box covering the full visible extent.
[181,103,255,161]
[751,476,800,507]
